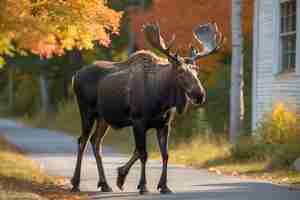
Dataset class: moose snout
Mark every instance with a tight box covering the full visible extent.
[188,88,206,106]
[200,92,206,105]
[196,92,206,105]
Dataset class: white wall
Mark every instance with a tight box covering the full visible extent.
[253,0,300,130]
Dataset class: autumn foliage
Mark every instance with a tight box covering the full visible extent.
[129,0,253,71]
[0,0,122,61]
[257,103,300,144]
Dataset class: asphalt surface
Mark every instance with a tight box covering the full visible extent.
[1,119,300,200]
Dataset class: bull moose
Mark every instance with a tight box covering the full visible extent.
[70,22,223,194]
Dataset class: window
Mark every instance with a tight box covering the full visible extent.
[280,0,297,72]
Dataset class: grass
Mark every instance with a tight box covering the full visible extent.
[0,135,87,200]
[158,135,300,186]
[105,132,300,186]
[208,162,300,184]
[21,100,300,187]
[21,101,81,134]
[151,134,230,167]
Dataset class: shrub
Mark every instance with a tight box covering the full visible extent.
[269,143,300,169]
[256,103,300,144]
[21,112,49,128]
[14,76,40,115]
[230,137,270,161]
[51,100,81,135]
[21,100,81,134]
[172,108,208,140]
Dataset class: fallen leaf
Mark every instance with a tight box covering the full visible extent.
[231,171,239,176]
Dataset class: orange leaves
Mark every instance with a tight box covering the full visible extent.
[31,36,64,58]
[0,0,122,59]
[129,0,253,71]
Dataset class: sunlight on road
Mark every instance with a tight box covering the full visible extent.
[1,119,300,200]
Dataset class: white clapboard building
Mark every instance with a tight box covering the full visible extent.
[252,0,300,130]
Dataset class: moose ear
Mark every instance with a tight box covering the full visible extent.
[169,50,184,70]
[185,44,198,65]
[189,44,199,57]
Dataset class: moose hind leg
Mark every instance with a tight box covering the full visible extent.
[132,121,149,195]
[71,134,91,192]
[156,125,172,194]
[71,109,94,192]
[90,119,112,192]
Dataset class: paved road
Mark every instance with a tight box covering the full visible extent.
[1,119,300,200]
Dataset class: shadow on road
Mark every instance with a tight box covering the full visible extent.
[86,181,300,200]
[1,119,300,200]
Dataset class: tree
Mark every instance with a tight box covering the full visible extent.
[0,0,122,114]
[230,0,244,144]
[0,0,122,65]
[129,0,254,72]
[39,66,50,114]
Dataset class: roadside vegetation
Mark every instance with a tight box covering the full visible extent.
[22,99,300,186]
[0,135,86,200]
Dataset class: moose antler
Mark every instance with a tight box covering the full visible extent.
[187,22,224,62]
[143,23,176,60]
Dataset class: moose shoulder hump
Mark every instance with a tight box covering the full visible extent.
[120,50,169,68]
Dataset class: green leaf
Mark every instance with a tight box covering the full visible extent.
[0,56,5,68]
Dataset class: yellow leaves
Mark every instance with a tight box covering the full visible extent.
[0,33,14,66]
[46,34,56,44]
[80,39,94,50]
[257,102,300,144]
[0,0,122,58]
[0,57,5,68]
[272,103,297,125]
[60,25,78,50]
[61,38,75,51]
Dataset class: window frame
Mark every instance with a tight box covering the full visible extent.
[273,0,300,75]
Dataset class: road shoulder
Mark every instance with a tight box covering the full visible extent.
[0,134,87,200]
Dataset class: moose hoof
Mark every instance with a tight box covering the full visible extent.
[138,185,149,195]
[71,186,80,193]
[101,185,113,193]
[98,182,113,192]
[116,167,127,191]
[159,186,173,194]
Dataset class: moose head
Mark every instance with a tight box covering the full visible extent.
[143,22,224,107]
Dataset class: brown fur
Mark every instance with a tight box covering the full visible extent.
[71,49,206,194]
[93,60,116,69]
[92,50,169,71]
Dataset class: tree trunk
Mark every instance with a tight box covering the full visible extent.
[128,28,136,56]
[240,53,245,132]
[140,0,145,8]
[39,68,50,114]
[8,64,14,111]
[230,0,244,144]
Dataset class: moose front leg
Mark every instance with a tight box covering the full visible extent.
[132,120,149,195]
[156,125,172,194]
[117,149,139,190]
